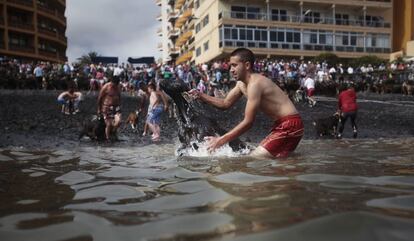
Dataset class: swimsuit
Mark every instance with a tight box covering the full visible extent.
[102,105,121,120]
[147,105,164,125]
[260,114,304,158]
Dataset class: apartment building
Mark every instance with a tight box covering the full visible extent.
[0,0,67,63]
[158,0,393,64]
[156,0,195,64]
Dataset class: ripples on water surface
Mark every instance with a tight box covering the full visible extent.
[1,138,414,241]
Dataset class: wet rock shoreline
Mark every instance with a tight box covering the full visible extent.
[0,89,413,150]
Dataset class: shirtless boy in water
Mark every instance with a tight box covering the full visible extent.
[190,48,303,158]
[146,83,168,141]
[97,76,122,140]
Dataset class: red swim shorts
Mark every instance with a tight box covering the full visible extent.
[260,114,304,158]
[307,88,315,97]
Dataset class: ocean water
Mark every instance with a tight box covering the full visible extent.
[1,138,414,241]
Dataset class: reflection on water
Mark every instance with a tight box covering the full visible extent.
[1,138,414,241]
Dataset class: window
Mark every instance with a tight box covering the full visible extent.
[272,9,287,21]
[254,29,267,41]
[303,11,321,23]
[195,0,199,9]
[195,23,201,33]
[203,41,209,51]
[202,15,209,27]
[231,6,246,19]
[224,28,231,39]
[246,7,260,20]
[277,31,284,42]
[335,13,349,25]
[196,47,201,57]
[239,29,246,40]
[310,32,317,44]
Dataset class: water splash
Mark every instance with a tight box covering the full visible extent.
[177,140,251,157]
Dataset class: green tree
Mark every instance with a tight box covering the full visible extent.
[313,52,339,67]
[349,55,386,68]
[76,51,99,65]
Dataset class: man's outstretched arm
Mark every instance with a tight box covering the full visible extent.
[206,83,261,151]
[190,82,243,109]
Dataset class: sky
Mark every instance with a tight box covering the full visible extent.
[66,0,161,64]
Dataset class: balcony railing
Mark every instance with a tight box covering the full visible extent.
[9,44,35,53]
[37,5,55,15]
[168,29,180,38]
[220,39,391,54]
[169,47,180,55]
[38,49,57,57]
[58,34,66,42]
[38,26,57,37]
[7,0,34,7]
[8,21,34,31]
[221,11,390,28]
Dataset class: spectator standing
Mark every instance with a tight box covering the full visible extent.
[337,83,358,139]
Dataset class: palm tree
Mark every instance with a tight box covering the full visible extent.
[76,51,99,66]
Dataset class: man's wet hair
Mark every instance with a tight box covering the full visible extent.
[148,82,156,90]
[111,75,120,84]
[230,48,255,68]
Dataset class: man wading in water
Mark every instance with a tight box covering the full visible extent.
[97,76,122,141]
[190,48,304,158]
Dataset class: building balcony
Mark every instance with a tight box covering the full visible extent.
[8,21,35,31]
[168,11,179,22]
[156,0,162,7]
[8,44,35,53]
[175,30,193,47]
[157,27,163,36]
[220,11,390,29]
[175,0,185,10]
[57,34,67,43]
[167,28,180,39]
[7,0,34,7]
[219,40,391,56]
[175,7,192,28]
[57,0,66,7]
[169,47,180,55]
[156,13,162,21]
[38,49,57,58]
[290,0,391,8]
[38,26,57,37]
[176,50,193,64]
[37,5,56,16]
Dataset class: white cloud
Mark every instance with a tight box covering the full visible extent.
[66,0,161,63]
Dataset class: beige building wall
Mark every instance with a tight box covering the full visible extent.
[190,0,393,64]
[194,0,221,64]
[407,41,414,57]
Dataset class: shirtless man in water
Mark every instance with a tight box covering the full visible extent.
[190,48,303,158]
[97,76,122,140]
[146,83,168,141]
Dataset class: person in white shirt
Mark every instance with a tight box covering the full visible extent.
[304,74,316,107]
[347,66,354,75]
[329,66,337,81]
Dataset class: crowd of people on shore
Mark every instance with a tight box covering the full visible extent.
[1,56,414,96]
